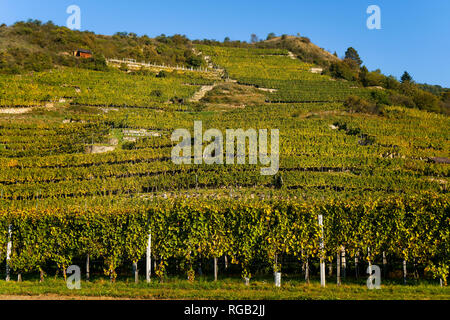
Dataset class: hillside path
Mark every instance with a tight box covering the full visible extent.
[189,84,216,102]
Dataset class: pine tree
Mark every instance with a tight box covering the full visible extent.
[344,47,362,67]
[401,71,413,83]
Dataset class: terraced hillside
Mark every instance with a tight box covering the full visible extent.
[197,45,373,102]
[0,43,449,285]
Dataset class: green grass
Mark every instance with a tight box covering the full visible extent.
[0,276,448,300]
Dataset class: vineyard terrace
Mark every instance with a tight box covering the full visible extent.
[171,121,279,176]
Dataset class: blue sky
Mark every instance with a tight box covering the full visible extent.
[1,0,449,87]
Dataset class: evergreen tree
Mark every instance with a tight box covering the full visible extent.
[344,47,362,67]
[401,71,413,83]
[266,33,276,40]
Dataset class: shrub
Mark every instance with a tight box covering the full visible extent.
[79,55,108,72]
[272,174,284,189]
[266,33,276,40]
[370,90,391,106]
[413,90,441,113]
[122,141,136,150]
[187,55,202,68]
[300,37,311,44]
[329,61,357,81]
[156,70,168,78]
[119,63,128,72]
[150,89,163,97]
[389,93,416,108]
[344,95,382,115]
[361,70,385,87]
[383,76,401,90]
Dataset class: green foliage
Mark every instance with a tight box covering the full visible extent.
[384,75,401,90]
[266,33,276,40]
[401,71,413,83]
[121,141,136,150]
[370,90,391,106]
[389,92,416,108]
[329,61,357,81]
[156,70,168,78]
[418,83,450,97]
[0,21,197,75]
[119,63,128,72]
[0,195,448,282]
[360,67,386,87]
[0,67,205,107]
[186,55,203,68]
[344,47,362,67]
[272,174,284,189]
[413,90,441,113]
[344,95,383,115]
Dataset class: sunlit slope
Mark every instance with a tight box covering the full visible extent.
[197,45,372,102]
[0,44,448,208]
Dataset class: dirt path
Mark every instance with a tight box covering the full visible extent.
[0,294,134,300]
[0,103,57,114]
[189,84,216,102]
[288,51,297,60]
[0,108,34,114]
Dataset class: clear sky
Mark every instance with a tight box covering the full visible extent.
[1,0,449,87]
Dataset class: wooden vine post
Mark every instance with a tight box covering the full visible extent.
[403,257,407,285]
[146,230,152,283]
[133,262,139,283]
[341,247,346,280]
[214,257,218,282]
[6,225,12,281]
[337,250,341,285]
[318,214,326,287]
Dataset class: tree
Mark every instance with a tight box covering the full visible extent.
[359,67,385,87]
[384,75,400,90]
[329,61,357,81]
[442,91,450,103]
[114,31,128,37]
[250,34,259,44]
[187,55,202,68]
[413,90,440,112]
[401,71,413,83]
[224,37,230,43]
[266,33,276,40]
[344,47,362,67]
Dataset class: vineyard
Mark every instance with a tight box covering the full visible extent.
[196,45,374,103]
[0,42,449,297]
[0,67,214,108]
[0,195,448,285]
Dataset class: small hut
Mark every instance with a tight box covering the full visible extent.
[73,49,93,58]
